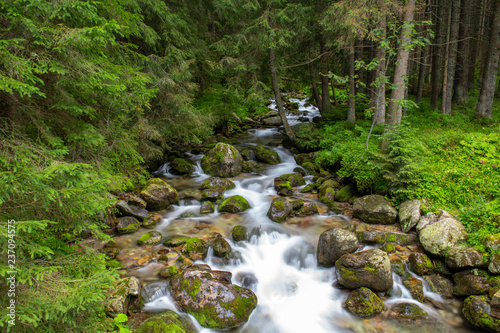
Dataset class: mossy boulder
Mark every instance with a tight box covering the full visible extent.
[318,179,342,213]
[408,252,434,276]
[343,287,385,318]
[183,237,209,261]
[317,228,359,267]
[296,202,319,216]
[201,177,236,191]
[445,245,485,269]
[116,216,140,234]
[422,274,454,297]
[399,199,421,233]
[486,234,500,252]
[388,303,428,321]
[201,188,225,202]
[200,201,215,214]
[300,183,315,193]
[453,269,491,296]
[335,185,354,202]
[253,145,281,164]
[335,248,393,292]
[352,195,397,224]
[140,178,179,211]
[274,173,305,196]
[168,266,257,329]
[356,231,387,244]
[239,147,256,161]
[232,225,248,242]
[134,310,197,333]
[489,253,500,274]
[210,235,232,258]
[218,195,251,213]
[263,116,282,126]
[463,296,500,332]
[267,197,293,222]
[163,235,191,247]
[201,143,243,178]
[116,200,149,220]
[171,158,196,174]
[242,161,259,173]
[138,230,163,246]
[418,210,468,257]
[105,277,142,317]
[403,277,424,302]
[159,265,180,278]
[142,214,158,228]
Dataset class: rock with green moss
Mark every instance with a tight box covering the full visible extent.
[446,245,484,269]
[302,161,319,175]
[116,200,149,221]
[171,158,196,174]
[183,237,209,261]
[399,199,421,233]
[343,287,385,318]
[486,234,500,252]
[267,197,293,222]
[138,230,163,246]
[380,242,396,253]
[201,177,236,191]
[168,266,257,329]
[385,232,418,244]
[335,185,354,202]
[253,145,281,164]
[106,277,142,317]
[163,235,191,247]
[140,178,179,211]
[403,277,424,302]
[317,228,359,267]
[463,296,500,332]
[239,147,256,161]
[408,252,434,276]
[159,265,179,278]
[453,269,491,296]
[352,195,397,224]
[134,310,197,333]
[201,188,225,202]
[116,216,140,234]
[356,231,387,244]
[142,214,158,228]
[300,183,315,193]
[200,201,215,214]
[418,210,468,257]
[218,195,251,213]
[489,253,500,274]
[263,116,282,126]
[391,258,406,276]
[232,225,248,242]
[242,161,259,173]
[388,303,428,321]
[201,143,243,177]
[335,248,393,292]
[296,202,319,216]
[274,173,305,196]
[422,274,453,297]
[211,236,232,258]
[318,180,342,214]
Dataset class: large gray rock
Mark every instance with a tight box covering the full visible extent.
[267,197,293,222]
[343,287,385,318]
[201,177,236,191]
[116,200,149,220]
[106,277,142,317]
[201,143,243,178]
[335,249,393,292]
[168,266,257,329]
[489,253,500,274]
[418,210,468,257]
[263,116,282,126]
[445,245,484,269]
[399,200,421,232]
[453,269,491,296]
[140,178,179,211]
[116,216,140,234]
[317,228,359,267]
[253,145,281,164]
[352,195,397,224]
[422,275,454,297]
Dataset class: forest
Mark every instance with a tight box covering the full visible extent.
[0,0,499,332]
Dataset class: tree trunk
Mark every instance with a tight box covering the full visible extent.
[374,16,387,125]
[416,3,431,104]
[355,40,365,96]
[320,39,330,115]
[476,0,500,119]
[441,0,461,114]
[478,0,493,88]
[467,0,481,89]
[387,0,415,125]
[329,63,338,105]
[309,62,321,107]
[270,48,296,141]
[454,0,471,104]
[431,0,445,109]
[348,42,356,123]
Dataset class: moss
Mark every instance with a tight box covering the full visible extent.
[134,310,196,333]
[184,237,208,260]
[386,234,397,242]
[106,260,125,269]
[232,225,248,242]
[181,277,202,298]
[164,235,190,247]
[218,195,251,213]
[381,243,396,253]
[138,232,151,243]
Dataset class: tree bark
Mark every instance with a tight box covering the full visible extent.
[270,48,296,141]
[320,39,330,115]
[355,40,365,96]
[431,0,445,109]
[454,0,471,104]
[441,0,460,114]
[329,63,338,105]
[478,0,493,88]
[467,0,481,89]
[348,42,356,123]
[387,0,415,125]
[374,15,387,125]
[309,62,321,107]
[476,0,500,119]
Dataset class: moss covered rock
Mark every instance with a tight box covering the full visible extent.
[138,230,163,246]
[201,188,225,202]
[218,195,251,213]
[399,199,421,233]
[183,237,209,261]
[317,228,359,267]
[422,274,454,297]
[253,145,281,164]
[335,185,354,202]
[116,216,140,234]
[134,310,197,333]
[201,143,243,177]
[403,277,424,302]
[171,158,196,174]
[201,177,236,191]
[343,287,385,318]
[210,236,232,258]
[463,296,500,332]
[296,202,319,216]
[445,245,484,269]
[300,183,315,193]
[163,235,191,247]
[106,277,142,317]
[335,248,393,292]
[318,179,342,214]
[267,197,293,222]
[274,173,305,196]
[140,178,179,211]
[242,161,259,173]
[200,201,215,214]
[453,269,491,296]
[168,266,257,329]
[352,195,397,224]
[232,225,248,242]
[489,253,500,274]
[408,252,434,276]
[116,200,149,221]
[389,303,428,321]
[142,214,158,228]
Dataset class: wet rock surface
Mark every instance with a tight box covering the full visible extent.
[352,195,398,224]
[317,228,359,267]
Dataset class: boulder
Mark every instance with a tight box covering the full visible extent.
[140,178,179,211]
[422,275,454,297]
[163,235,190,247]
[201,188,225,202]
[201,177,236,191]
[253,145,281,164]
[408,252,434,276]
[210,234,232,258]
[335,249,393,292]
[318,180,342,214]
[489,253,500,274]
[453,269,491,296]
[183,237,209,261]
[232,225,248,242]
[445,245,484,269]
[201,143,243,178]
[403,277,424,302]
[218,195,251,213]
[243,117,260,126]
[274,173,305,196]
[399,199,421,233]
[486,235,500,252]
[171,158,195,174]
[116,200,148,220]
[388,303,428,321]
[343,287,385,318]
[267,197,293,222]
[242,161,259,173]
[200,201,215,214]
[168,266,257,329]
[295,202,319,216]
[335,185,354,202]
[137,230,163,246]
[418,210,468,257]
[463,296,500,332]
[116,216,140,234]
[263,116,282,126]
[105,277,142,317]
[134,310,197,333]
[415,212,438,232]
[317,228,359,267]
[352,195,397,224]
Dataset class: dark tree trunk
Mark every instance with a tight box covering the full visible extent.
[348,42,356,123]
[374,16,387,125]
[416,4,431,104]
[431,0,446,109]
[479,0,493,88]
[355,40,365,96]
[320,39,330,115]
[476,0,500,119]
[329,63,338,105]
[454,0,471,104]
[467,0,482,89]
[309,62,321,107]
[441,0,461,114]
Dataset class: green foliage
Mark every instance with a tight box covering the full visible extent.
[113,313,132,333]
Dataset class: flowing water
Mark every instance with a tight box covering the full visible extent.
[115,96,473,333]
